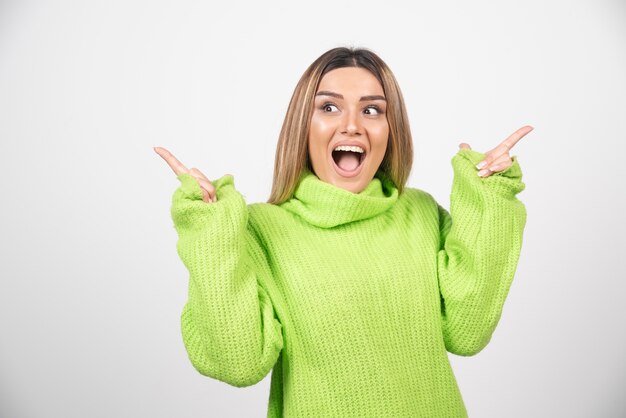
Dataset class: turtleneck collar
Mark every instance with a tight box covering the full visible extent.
[279,168,399,228]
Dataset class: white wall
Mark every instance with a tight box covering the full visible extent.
[1,0,624,417]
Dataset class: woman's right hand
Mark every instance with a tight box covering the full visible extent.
[154,147,217,204]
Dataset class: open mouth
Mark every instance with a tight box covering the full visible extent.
[331,149,366,177]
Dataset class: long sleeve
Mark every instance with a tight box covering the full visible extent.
[171,173,284,387]
[436,148,527,356]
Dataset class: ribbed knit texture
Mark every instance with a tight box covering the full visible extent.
[170,148,527,418]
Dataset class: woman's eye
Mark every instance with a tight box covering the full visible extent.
[322,103,338,112]
[364,106,383,115]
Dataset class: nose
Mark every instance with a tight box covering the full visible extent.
[341,108,362,136]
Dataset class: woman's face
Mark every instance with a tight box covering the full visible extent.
[308,67,389,194]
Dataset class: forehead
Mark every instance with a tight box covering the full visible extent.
[317,67,384,95]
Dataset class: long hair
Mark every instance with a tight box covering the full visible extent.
[267,47,413,204]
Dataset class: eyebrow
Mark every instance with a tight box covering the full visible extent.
[315,91,386,101]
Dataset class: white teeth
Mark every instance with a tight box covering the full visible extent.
[333,145,365,153]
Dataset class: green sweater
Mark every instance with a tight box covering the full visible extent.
[170,148,527,417]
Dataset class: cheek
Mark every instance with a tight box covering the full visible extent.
[308,118,332,157]
[309,116,335,140]
[309,118,335,148]
[369,122,390,146]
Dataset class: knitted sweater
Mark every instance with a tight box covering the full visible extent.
[170,148,527,417]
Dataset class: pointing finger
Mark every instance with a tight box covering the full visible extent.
[154,147,189,176]
[189,167,210,182]
[498,125,533,154]
[477,125,533,169]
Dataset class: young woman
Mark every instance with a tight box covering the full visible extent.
[155,47,532,417]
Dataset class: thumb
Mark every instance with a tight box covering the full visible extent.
[458,143,472,150]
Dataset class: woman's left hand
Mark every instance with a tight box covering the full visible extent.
[459,125,534,177]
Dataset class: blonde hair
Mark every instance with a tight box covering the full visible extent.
[267,47,413,204]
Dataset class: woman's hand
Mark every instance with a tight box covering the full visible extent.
[458,125,534,177]
[154,146,218,203]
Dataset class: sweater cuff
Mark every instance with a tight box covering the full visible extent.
[170,172,247,239]
[175,173,237,202]
[452,148,525,196]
